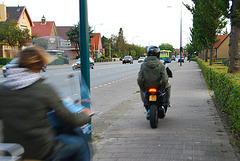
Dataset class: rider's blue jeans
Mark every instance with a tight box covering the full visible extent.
[44,134,90,161]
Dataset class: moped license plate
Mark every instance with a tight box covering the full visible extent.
[149,95,157,101]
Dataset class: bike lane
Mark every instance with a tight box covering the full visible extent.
[92,61,239,161]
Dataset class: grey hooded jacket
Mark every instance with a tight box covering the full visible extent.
[137,56,168,92]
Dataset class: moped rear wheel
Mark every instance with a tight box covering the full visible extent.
[150,105,158,128]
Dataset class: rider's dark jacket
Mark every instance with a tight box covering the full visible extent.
[0,69,90,160]
[137,56,168,92]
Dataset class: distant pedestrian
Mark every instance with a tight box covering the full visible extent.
[187,54,191,62]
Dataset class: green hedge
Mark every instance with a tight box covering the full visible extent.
[197,59,240,133]
[48,58,64,65]
[0,58,13,65]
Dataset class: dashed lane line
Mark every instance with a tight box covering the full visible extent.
[90,74,137,90]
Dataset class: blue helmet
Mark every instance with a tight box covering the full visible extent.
[147,46,160,58]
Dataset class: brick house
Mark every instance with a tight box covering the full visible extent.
[56,26,78,59]
[0,4,33,58]
[89,33,104,59]
[32,16,59,51]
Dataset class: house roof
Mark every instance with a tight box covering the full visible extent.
[215,35,229,49]
[6,6,33,26]
[90,33,101,50]
[56,26,72,40]
[32,21,56,37]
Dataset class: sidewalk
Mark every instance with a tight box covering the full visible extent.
[92,61,239,161]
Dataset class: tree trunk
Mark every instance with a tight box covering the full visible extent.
[228,0,240,73]
[209,43,214,66]
[205,48,208,62]
[0,45,3,57]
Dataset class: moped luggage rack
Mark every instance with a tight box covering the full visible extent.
[0,143,24,161]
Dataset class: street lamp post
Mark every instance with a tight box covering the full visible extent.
[180,9,183,66]
[168,5,183,66]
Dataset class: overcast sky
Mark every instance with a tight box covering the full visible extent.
[3,0,196,48]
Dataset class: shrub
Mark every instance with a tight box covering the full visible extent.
[100,55,105,59]
[0,58,13,65]
[197,59,240,134]
[48,58,64,65]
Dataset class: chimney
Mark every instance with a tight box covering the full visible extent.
[16,5,20,12]
[0,4,7,22]
[41,15,46,25]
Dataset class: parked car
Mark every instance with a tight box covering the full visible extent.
[138,57,146,63]
[122,56,133,64]
[2,58,19,77]
[72,57,94,70]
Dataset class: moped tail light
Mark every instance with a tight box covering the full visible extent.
[148,88,157,93]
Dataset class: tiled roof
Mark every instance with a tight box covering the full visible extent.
[32,21,55,37]
[56,26,72,40]
[90,33,101,50]
[215,35,229,48]
[6,6,33,26]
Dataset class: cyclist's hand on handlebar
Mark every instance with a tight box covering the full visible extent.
[79,108,94,117]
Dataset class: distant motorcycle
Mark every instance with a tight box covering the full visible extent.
[144,88,168,128]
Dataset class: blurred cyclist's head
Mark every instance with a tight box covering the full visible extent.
[19,46,54,73]
[147,46,160,58]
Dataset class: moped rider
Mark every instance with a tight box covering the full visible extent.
[137,46,171,119]
[0,46,93,161]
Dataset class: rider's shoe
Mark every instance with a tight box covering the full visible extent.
[159,106,166,119]
[146,110,150,120]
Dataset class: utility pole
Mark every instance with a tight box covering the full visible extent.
[79,0,91,139]
[180,9,183,66]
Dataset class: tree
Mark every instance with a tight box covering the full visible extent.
[184,0,227,65]
[130,44,146,59]
[227,0,240,73]
[101,36,110,57]
[0,20,19,48]
[102,28,145,59]
[66,23,94,58]
[184,44,195,55]
[0,20,32,54]
[116,28,128,58]
[17,28,32,51]
[66,23,80,57]
[159,43,174,52]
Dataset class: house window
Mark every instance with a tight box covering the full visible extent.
[20,26,27,30]
[60,40,71,46]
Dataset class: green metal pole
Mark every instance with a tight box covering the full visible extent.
[80,0,90,88]
[79,0,91,139]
